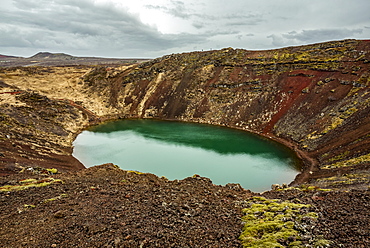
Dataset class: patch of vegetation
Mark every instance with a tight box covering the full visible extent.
[15,91,51,104]
[82,66,108,85]
[316,173,370,187]
[327,151,350,162]
[239,196,329,247]
[350,133,370,145]
[323,153,370,169]
[0,178,64,192]
[23,204,36,208]
[0,112,17,128]
[277,185,331,192]
[126,170,144,175]
[42,194,68,203]
[46,168,58,174]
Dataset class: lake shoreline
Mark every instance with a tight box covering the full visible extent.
[73,118,301,192]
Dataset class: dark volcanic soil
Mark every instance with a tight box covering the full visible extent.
[1,164,369,247]
[263,189,370,248]
[0,164,252,247]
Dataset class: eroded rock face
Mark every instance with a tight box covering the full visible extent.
[0,90,88,175]
[1,39,369,188]
[83,39,369,187]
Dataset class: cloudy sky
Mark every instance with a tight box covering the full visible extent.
[1,0,369,58]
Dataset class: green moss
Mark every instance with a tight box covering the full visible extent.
[160,176,168,180]
[316,173,370,187]
[323,153,370,169]
[321,117,343,134]
[301,87,309,93]
[304,212,319,219]
[328,151,350,162]
[24,204,36,208]
[126,170,144,174]
[278,185,331,192]
[19,179,37,184]
[239,197,318,247]
[46,168,58,174]
[0,178,64,192]
[42,194,68,203]
[251,196,268,201]
[314,238,332,247]
[342,107,358,117]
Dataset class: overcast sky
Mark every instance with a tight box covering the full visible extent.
[1,0,369,58]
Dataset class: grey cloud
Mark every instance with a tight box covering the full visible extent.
[197,12,264,25]
[1,0,369,58]
[283,29,363,42]
[146,0,192,19]
[3,0,131,36]
[144,5,163,10]
[0,27,33,47]
[269,28,364,47]
[12,0,47,10]
[167,1,192,19]
[236,33,255,40]
[146,1,264,26]
[192,22,205,29]
[226,20,261,26]
[1,0,213,57]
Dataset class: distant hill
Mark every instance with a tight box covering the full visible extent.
[0,52,149,67]
[0,54,18,59]
[30,52,74,60]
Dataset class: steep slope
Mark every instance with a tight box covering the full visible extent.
[82,39,370,187]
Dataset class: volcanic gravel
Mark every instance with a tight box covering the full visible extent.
[263,189,370,247]
[0,164,252,247]
[1,164,369,247]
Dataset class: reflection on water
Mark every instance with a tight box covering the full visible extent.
[73,119,301,192]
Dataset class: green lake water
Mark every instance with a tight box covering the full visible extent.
[72,119,301,192]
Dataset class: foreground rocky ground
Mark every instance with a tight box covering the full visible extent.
[1,40,370,247]
[0,164,369,247]
[0,164,251,247]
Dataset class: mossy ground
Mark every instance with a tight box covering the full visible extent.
[323,153,370,169]
[239,196,330,247]
[0,177,63,192]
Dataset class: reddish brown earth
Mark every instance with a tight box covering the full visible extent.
[0,40,369,247]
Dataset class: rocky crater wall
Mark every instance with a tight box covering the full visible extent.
[1,40,369,189]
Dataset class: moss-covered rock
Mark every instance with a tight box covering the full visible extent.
[239,196,329,247]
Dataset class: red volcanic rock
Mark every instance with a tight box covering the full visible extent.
[83,39,369,187]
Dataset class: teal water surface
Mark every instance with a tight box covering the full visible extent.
[72,119,301,192]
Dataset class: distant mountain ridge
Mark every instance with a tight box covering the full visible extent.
[0,52,149,67]
[30,52,74,59]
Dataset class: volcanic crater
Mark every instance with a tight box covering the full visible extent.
[0,40,369,247]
